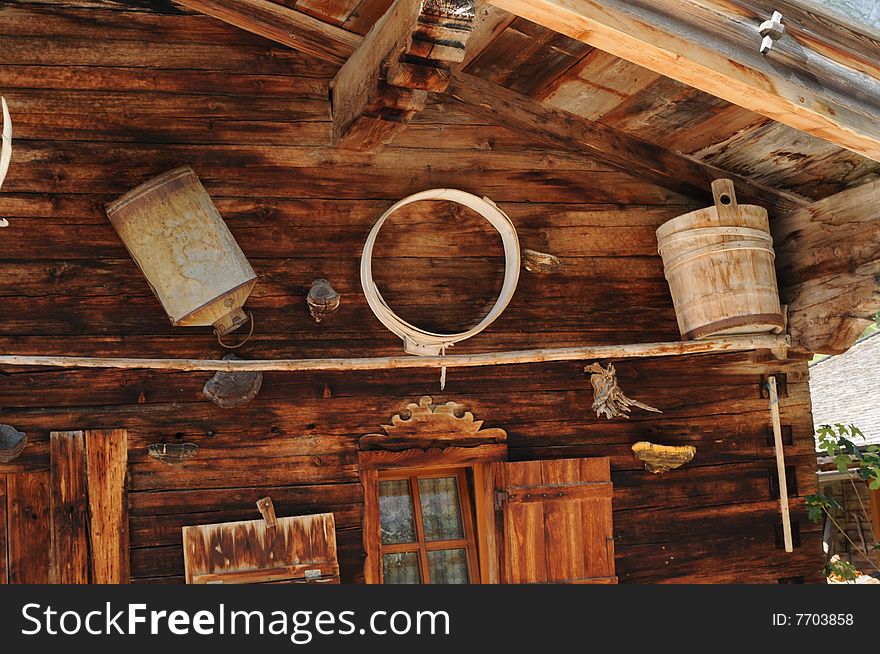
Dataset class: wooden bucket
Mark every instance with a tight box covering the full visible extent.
[656,180,783,340]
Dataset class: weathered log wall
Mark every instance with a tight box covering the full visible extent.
[0,2,822,583]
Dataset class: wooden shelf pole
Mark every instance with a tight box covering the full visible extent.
[0,335,790,373]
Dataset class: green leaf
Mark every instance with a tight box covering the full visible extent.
[828,558,860,582]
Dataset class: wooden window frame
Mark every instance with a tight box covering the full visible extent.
[377,467,479,584]
[360,444,505,585]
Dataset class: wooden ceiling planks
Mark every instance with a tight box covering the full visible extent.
[279,0,363,26]
[535,50,660,123]
[462,17,592,96]
[489,0,880,161]
[454,6,880,202]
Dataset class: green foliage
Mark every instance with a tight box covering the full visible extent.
[811,424,880,580]
[815,424,880,490]
[805,493,843,524]
[825,557,860,582]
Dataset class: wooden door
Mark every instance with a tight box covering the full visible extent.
[183,512,340,584]
[493,457,616,584]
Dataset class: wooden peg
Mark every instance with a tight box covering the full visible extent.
[257,497,277,528]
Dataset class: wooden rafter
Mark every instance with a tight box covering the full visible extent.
[446,73,804,214]
[774,178,880,354]
[487,0,880,161]
[173,0,360,64]
[330,0,476,151]
[173,0,805,211]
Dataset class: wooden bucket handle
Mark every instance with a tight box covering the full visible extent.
[711,179,739,221]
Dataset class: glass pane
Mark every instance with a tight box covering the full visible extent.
[427,549,470,584]
[418,476,464,541]
[378,479,416,544]
[382,552,422,584]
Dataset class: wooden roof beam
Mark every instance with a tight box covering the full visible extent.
[173,0,360,64]
[172,0,805,212]
[488,0,880,162]
[774,178,880,354]
[330,0,477,151]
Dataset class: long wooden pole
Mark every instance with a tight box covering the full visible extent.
[0,335,788,372]
[768,375,794,553]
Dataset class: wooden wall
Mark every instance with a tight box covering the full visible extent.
[0,2,822,583]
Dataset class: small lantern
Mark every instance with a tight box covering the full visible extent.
[106,167,257,338]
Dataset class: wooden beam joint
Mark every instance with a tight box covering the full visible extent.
[331,0,475,151]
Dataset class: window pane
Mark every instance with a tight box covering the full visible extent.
[382,552,422,584]
[418,476,464,541]
[378,479,416,544]
[427,549,470,584]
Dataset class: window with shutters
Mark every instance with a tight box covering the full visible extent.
[362,456,617,584]
[359,397,616,585]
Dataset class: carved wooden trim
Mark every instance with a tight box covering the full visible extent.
[358,395,507,452]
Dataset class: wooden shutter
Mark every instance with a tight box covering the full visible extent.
[493,457,616,584]
[183,512,339,584]
[49,430,130,584]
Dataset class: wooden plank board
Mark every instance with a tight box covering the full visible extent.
[6,471,51,583]
[535,49,659,121]
[173,0,360,65]
[463,17,592,96]
[85,429,130,584]
[445,73,805,214]
[182,512,339,583]
[49,431,90,583]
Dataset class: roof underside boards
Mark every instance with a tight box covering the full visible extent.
[196,0,879,204]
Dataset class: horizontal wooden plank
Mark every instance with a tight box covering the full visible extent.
[0,6,275,45]
[0,35,335,76]
[616,530,824,583]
